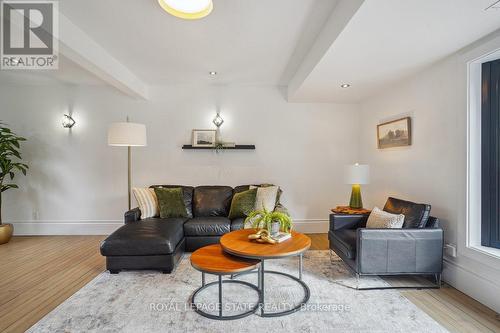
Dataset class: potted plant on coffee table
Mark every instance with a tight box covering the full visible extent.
[0,122,28,245]
[245,208,293,234]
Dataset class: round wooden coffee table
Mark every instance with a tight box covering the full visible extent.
[220,229,311,317]
[190,244,262,320]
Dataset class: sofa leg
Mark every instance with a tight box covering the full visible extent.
[109,270,120,274]
[435,274,442,288]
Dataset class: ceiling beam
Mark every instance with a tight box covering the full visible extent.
[58,13,149,99]
[286,0,364,102]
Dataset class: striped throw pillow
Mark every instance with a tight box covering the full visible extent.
[132,188,159,219]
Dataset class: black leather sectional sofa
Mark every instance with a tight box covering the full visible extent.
[100,185,281,274]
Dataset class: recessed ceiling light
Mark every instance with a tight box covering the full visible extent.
[209,71,217,76]
[158,0,213,20]
[340,84,351,88]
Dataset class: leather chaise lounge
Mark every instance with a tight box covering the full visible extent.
[100,185,282,274]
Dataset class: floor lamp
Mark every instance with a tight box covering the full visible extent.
[108,120,147,210]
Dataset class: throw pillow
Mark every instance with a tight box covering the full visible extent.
[154,187,188,219]
[250,185,279,211]
[228,188,257,219]
[132,188,159,219]
[366,207,405,228]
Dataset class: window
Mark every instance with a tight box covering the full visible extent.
[481,59,500,249]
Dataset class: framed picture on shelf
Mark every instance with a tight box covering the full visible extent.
[192,129,217,147]
[377,117,411,149]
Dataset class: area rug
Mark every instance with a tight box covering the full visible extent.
[28,251,447,333]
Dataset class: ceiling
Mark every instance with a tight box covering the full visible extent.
[58,0,338,86]
[289,0,500,102]
[0,55,105,86]
[2,0,500,103]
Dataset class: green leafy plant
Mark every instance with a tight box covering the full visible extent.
[244,208,293,233]
[214,141,226,154]
[0,122,28,224]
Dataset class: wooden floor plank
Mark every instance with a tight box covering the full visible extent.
[0,236,105,333]
[0,234,498,333]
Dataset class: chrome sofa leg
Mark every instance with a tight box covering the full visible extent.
[435,273,442,288]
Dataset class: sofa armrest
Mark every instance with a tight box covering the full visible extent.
[274,203,290,216]
[125,207,141,224]
[357,228,444,274]
[329,214,368,232]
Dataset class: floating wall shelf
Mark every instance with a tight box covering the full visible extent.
[182,145,256,150]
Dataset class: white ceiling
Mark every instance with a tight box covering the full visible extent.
[0,55,105,86]
[3,0,500,103]
[58,0,338,86]
[289,0,500,103]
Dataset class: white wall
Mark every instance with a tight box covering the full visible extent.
[358,31,500,313]
[0,83,360,234]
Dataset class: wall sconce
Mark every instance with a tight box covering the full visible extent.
[212,112,224,128]
[62,114,76,128]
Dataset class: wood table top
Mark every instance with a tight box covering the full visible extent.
[331,206,371,215]
[220,229,311,259]
[190,244,260,275]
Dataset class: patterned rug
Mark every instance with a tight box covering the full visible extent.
[28,251,447,333]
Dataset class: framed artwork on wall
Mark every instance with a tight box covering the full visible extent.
[192,129,217,147]
[377,117,411,149]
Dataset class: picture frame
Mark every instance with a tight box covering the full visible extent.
[377,117,411,149]
[192,129,217,147]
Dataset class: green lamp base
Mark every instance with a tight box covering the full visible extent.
[349,184,363,209]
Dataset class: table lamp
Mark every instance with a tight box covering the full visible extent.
[108,119,147,210]
[345,163,370,209]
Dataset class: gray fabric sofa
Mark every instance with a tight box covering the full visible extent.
[328,197,444,286]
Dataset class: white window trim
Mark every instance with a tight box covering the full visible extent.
[465,41,500,264]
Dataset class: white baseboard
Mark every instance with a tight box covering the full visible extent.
[9,219,329,236]
[292,219,329,233]
[10,221,123,236]
[443,258,500,313]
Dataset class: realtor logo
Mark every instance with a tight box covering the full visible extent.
[1,0,58,69]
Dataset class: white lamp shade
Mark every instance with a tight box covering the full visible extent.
[108,122,147,147]
[345,164,370,185]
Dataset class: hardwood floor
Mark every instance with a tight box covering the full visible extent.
[0,236,106,333]
[0,234,498,333]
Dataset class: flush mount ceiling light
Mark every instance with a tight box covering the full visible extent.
[158,0,213,20]
[209,71,217,76]
[340,83,351,88]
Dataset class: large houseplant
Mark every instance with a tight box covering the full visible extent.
[0,123,28,245]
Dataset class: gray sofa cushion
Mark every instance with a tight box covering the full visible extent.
[183,217,231,236]
[100,218,186,256]
[329,229,357,259]
[358,228,443,274]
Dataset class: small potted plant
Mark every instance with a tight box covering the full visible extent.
[245,208,293,235]
[0,122,28,245]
